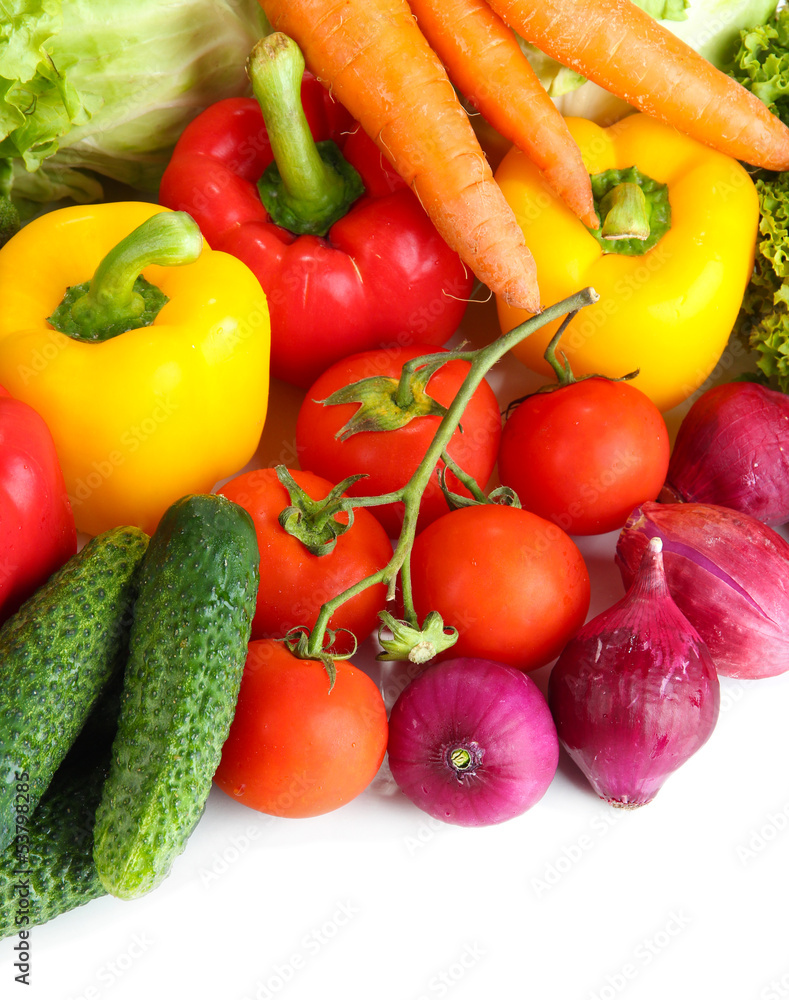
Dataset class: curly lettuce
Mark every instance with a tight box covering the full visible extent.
[726,6,789,115]
[728,8,789,392]
[735,174,789,389]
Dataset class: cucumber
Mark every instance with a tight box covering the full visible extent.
[93,494,259,900]
[0,750,110,940]
[0,658,126,939]
[0,525,149,853]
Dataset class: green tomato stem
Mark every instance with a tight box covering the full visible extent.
[440,450,493,506]
[539,306,639,389]
[304,286,600,658]
[393,351,474,410]
[542,308,583,385]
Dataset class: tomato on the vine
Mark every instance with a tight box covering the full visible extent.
[295,344,502,538]
[497,378,670,535]
[219,467,392,653]
[213,640,388,818]
[409,504,590,672]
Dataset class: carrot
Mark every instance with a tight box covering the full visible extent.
[258,0,541,312]
[486,0,789,172]
[408,0,598,229]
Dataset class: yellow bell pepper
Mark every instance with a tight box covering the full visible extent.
[0,202,271,536]
[495,114,759,412]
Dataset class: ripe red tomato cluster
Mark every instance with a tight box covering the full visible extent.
[216,342,671,821]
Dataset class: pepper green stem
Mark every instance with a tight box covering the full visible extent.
[49,212,202,343]
[600,182,650,241]
[302,286,600,658]
[587,166,671,257]
[251,33,364,236]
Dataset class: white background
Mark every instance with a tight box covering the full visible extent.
[3,295,788,1000]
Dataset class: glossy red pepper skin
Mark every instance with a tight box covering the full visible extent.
[0,387,77,623]
[158,76,474,389]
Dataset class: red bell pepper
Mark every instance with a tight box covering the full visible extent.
[158,33,474,390]
[0,387,77,623]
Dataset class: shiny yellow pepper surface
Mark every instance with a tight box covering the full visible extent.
[495,114,759,412]
[0,202,271,536]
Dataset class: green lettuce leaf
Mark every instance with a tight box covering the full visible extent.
[735,172,789,392]
[0,0,100,169]
[1,0,268,204]
[637,0,691,21]
[726,6,789,119]
[727,9,789,392]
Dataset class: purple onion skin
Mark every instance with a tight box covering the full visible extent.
[617,501,789,679]
[386,657,559,827]
[664,382,789,525]
[548,538,720,808]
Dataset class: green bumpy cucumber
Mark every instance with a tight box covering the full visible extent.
[0,668,125,939]
[93,494,260,900]
[0,526,149,853]
[0,751,110,940]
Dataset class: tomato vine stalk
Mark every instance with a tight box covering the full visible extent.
[293,285,599,663]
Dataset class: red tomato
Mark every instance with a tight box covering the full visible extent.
[213,640,388,818]
[219,468,392,653]
[409,504,590,671]
[497,378,670,535]
[295,344,502,538]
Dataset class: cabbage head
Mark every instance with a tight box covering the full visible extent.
[0,0,268,205]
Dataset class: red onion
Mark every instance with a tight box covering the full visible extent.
[663,381,789,525]
[548,537,720,808]
[616,501,789,679]
[386,657,559,826]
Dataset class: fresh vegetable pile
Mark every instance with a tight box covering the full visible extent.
[0,0,788,952]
